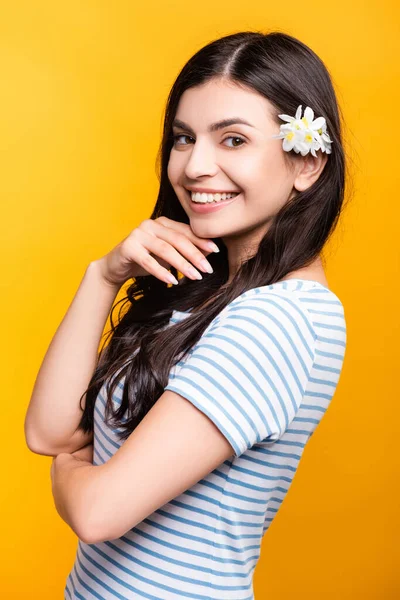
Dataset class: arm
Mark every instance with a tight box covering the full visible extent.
[50,390,234,545]
[63,293,315,545]
[25,261,121,455]
[50,453,99,540]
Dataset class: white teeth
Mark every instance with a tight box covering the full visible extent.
[190,191,239,203]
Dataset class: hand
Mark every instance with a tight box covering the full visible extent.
[70,443,94,464]
[50,444,94,484]
[50,452,76,489]
[93,216,220,288]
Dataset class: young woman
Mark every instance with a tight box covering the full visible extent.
[26,30,347,599]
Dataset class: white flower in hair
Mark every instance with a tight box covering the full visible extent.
[316,119,333,154]
[273,105,332,157]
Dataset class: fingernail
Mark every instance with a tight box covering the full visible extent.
[207,242,220,253]
[200,259,213,274]
[167,274,179,285]
[188,266,203,280]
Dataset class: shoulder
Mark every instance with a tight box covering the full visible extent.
[200,281,347,369]
[193,285,318,378]
[210,282,319,340]
[215,280,346,339]
[167,282,326,453]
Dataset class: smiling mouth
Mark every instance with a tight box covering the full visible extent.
[185,189,241,204]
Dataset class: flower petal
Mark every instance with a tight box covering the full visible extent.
[283,137,295,151]
[304,106,314,122]
[293,119,306,130]
[294,129,306,142]
[310,116,325,129]
[278,114,294,122]
[313,131,322,143]
[295,105,302,119]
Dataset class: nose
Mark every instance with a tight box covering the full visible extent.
[183,138,219,179]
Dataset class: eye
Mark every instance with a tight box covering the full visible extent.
[172,134,194,146]
[223,136,246,148]
[171,134,246,148]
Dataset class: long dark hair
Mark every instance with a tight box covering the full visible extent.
[76,30,348,441]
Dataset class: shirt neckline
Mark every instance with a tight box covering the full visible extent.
[172,278,331,315]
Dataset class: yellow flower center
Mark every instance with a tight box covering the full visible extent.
[305,133,313,144]
[318,127,323,134]
[302,117,309,127]
[285,131,295,141]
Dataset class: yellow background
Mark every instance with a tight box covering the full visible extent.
[2,1,399,598]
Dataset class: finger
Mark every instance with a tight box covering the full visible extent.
[125,236,182,284]
[134,228,210,280]
[142,221,215,275]
[141,251,182,284]
[153,217,219,255]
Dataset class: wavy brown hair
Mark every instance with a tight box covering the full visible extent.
[76,30,348,441]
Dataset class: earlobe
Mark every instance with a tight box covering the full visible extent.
[294,152,328,192]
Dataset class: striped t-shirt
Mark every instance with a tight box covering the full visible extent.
[65,278,347,600]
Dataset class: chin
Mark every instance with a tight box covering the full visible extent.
[188,221,221,237]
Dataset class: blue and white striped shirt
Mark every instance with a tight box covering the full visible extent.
[65,278,347,599]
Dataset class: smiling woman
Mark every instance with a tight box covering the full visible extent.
[26,29,347,600]
[166,77,331,239]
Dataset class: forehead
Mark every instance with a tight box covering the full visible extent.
[174,79,275,129]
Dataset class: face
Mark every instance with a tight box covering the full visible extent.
[167,78,300,269]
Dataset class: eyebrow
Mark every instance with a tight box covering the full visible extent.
[172,117,256,135]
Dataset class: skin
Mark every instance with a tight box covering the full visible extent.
[167,77,329,288]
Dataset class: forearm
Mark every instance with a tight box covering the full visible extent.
[51,453,101,541]
[25,261,121,452]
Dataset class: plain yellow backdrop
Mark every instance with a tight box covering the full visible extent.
[2,1,399,598]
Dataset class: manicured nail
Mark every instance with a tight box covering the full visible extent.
[188,266,203,280]
[207,242,220,252]
[167,273,179,285]
[200,259,213,274]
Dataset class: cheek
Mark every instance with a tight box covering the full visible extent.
[167,158,175,184]
[244,153,291,191]
[240,154,294,213]
[167,153,182,183]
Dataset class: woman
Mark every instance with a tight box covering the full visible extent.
[26,30,347,599]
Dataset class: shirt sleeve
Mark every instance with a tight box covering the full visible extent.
[164,291,317,458]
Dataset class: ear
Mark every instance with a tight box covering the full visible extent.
[293,152,328,192]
